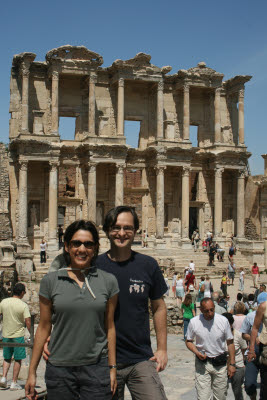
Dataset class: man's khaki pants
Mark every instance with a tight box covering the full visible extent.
[252,274,259,287]
[195,357,228,400]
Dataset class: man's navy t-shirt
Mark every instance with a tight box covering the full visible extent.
[96,251,167,365]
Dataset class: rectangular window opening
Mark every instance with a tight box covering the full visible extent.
[59,117,76,140]
[124,121,140,148]
[190,125,199,147]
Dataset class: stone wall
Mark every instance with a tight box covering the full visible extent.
[0,144,12,240]
[245,176,261,238]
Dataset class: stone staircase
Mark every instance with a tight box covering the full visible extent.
[31,245,253,282]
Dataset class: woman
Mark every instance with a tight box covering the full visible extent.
[181,294,195,340]
[221,271,228,297]
[203,275,213,298]
[223,312,247,400]
[233,301,246,331]
[197,276,205,302]
[175,274,185,307]
[239,267,245,291]
[172,272,177,298]
[40,238,47,264]
[25,220,119,400]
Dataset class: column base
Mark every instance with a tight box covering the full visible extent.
[16,243,34,281]
[180,238,192,249]
[154,238,167,249]
[47,238,59,262]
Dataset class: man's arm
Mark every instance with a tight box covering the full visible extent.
[247,303,265,362]
[227,339,236,378]
[150,297,168,372]
[25,317,31,333]
[185,340,206,360]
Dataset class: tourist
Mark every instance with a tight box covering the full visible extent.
[229,293,243,314]
[229,244,235,260]
[43,206,168,400]
[185,269,196,292]
[206,230,212,251]
[254,283,266,301]
[58,225,64,246]
[0,283,31,390]
[207,242,216,266]
[216,244,225,262]
[192,229,200,252]
[212,291,226,315]
[188,260,195,273]
[163,274,170,296]
[248,292,267,398]
[245,294,257,314]
[40,238,47,264]
[239,267,245,292]
[240,292,267,400]
[175,274,185,307]
[142,229,148,248]
[188,284,197,314]
[228,259,236,285]
[221,271,228,297]
[251,262,260,289]
[172,272,177,298]
[186,298,235,400]
[232,301,246,331]
[25,220,119,399]
[202,239,207,252]
[197,276,205,302]
[182,294,195,340]
[223,312,247,400]
[203,275,213,298]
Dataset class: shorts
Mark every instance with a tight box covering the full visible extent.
[228,272,235,280]
[3,337,26,360]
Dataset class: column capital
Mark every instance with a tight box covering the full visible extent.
[116,163,126,174]
[237,169,246,179]
[157,80,164,91]
[20,64,30,77]
[51,70,60,80]
[49,160,60,171]
[154,165,166,175]
[184,82,190,92]
[238,88,245,100]
[18,159,28,171]
[89,73,97,84]
[118,77,124,87]
[182,166,190,176]
[88,162,98,172]
[215,167,224,178]
[215,87,221,95]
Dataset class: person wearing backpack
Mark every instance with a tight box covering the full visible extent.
[197,276,206,302]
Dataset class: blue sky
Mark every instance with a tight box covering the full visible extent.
[1,0,267,174]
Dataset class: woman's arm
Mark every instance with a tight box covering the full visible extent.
[105,294,118,396]
[25,296,52,400]
[247,303,265,362]
[192,304,196,317]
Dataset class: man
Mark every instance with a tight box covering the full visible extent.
[212,291,226,315]
[192,229,200,252]
[240,292,267,400]
[45,206,168,400]
[247,292,267,399]
[184,269,196,292]
[251,262,260,289]
[229,292,243,314]
[228,259,236,285]
[207,242,216,266]
[0,283,31,390]
[186,298,235,400]
[254,284,266,301]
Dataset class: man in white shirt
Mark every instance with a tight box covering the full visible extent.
[186,298,235,400]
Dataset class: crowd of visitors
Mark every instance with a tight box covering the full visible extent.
[0,214,266,400]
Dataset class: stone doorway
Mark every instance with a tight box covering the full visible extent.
[189,207,198,239]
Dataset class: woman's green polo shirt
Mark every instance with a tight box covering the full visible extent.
[39,266,119,366]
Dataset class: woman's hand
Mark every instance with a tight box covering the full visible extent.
[110,368,117,397]
[25,374,38,400]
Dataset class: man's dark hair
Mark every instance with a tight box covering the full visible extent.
[64,220,99,265]
[103,206,139,234]
[222,312,234,326]
[248,293,255,301]
[237,293,243,301]
[200,297,214,308]
[13,283,26,296]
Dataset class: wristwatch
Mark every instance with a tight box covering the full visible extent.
[229,363,236,367]
[109,365,117,369]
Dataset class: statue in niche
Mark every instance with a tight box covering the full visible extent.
[96,202,104,227]
[65,177,75,197]
[30,204,38,227]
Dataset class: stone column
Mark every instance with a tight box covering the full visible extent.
[88,73,97,135]
[181,166,190,238]
[157,80,164,139]
[214,88,221,143]
[237,170,245,238]
[117,78,124,136]
[214,167,224,237]
[51,70,59,134]
[21,66,30,132]
[48,161,59,249]
[18,160,29,242]
[238,88,245,145]
[183,83,190,141]
[88,163,97,222]
[155,166,165,239]
[115,164,125,206]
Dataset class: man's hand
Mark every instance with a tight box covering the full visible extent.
[150,349,168,372]
[227,365,236,378]
[247,350,256,363]
[42,336,51,361]
[196,351,207,361]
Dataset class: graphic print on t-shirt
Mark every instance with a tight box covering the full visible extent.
[129,279,145,293]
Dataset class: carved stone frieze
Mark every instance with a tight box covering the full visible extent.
[46,45,103,67]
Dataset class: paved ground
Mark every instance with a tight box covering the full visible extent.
[1,274,265,399]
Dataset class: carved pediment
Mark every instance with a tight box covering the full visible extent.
[178,62,224,81]
[110,52,170,75]
[46,45,103,66]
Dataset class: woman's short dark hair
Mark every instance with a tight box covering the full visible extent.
[222,312,234,326]
[103,206,139,234]
[64,220,99,265]
[13,283,26,296]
